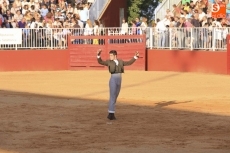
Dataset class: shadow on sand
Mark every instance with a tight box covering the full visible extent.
[0,89,230,153]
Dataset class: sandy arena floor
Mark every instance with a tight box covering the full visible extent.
[0,71,230,153]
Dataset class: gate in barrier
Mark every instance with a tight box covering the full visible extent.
[68,34,146,70]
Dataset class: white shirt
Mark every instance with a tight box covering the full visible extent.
[199,12,206,21]
[156,20,167,32]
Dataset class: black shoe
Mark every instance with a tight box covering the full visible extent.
[107,113,116,120]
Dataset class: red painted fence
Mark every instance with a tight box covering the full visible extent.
[147,50,227,74]
[0,34,230,75]
[68,34,146,70]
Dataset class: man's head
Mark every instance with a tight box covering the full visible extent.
[109,50,117,60]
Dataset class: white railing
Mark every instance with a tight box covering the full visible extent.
[148,27,228,51]
[154,0,181,21]
[0,27,228,51]
[89,0,111,22]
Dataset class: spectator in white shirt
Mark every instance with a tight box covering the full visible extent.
[198,9,206,21]
[121,18,128,35]
[79,3,89,27]
[22,5,29,15]
[156,19,167,48]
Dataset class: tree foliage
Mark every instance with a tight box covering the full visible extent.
[127,0,159,24]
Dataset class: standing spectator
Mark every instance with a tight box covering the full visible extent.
[156,18,167,48]
[176,17,186,49]
[173,4,181,17]
[191,13,200,49]
[140,17,148,34]
[93,20,99,44]
[121,18,128,35]
[79,3,89,27]
[202,23,209,50]
[84,19,93,43]
[135,17,141,35]
[166,9,174,17]
[131,20,136,36]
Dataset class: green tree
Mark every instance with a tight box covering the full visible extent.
[127,0,159,24]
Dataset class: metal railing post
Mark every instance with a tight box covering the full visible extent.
[149,27,153,49]
[169,28,172,50]
[51,29,53,50]
[190,28,193,51]
[212,27,216,51]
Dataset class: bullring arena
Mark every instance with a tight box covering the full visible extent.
[0,70,230,153]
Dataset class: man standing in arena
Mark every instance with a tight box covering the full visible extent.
[97,49,139,120]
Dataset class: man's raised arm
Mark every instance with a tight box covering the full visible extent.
[123,51,139,66]
[97,49,109,66]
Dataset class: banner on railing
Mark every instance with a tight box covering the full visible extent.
[0,29,22,44]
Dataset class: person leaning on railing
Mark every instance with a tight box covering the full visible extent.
[176,17,186,49]
[190,13,200,49]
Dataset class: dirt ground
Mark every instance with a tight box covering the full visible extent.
[0,71,230,153]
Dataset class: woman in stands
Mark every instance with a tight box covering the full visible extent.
[24,11,32,23]
[1,1,9,14]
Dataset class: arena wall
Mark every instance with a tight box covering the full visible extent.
[0,50,69,71]
[147,50,228,75]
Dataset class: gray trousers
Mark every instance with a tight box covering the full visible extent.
[108,73,122,113]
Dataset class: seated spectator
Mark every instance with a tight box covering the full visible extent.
[40,4,48,18]
[66,3,74,14]
[24,11,32,22]
[10,3,19,15]
[14,10,23,22]
[14,0,22,10]
[29,0,35,8]
[30,5,36,15]
[1,1,9,14]
[17,18,26,28]
[22,5,29,15]
[21,0,29,9]
[3,10,13,21]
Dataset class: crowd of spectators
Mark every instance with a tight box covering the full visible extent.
[154,0,230,50]
[0,0,95,29]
